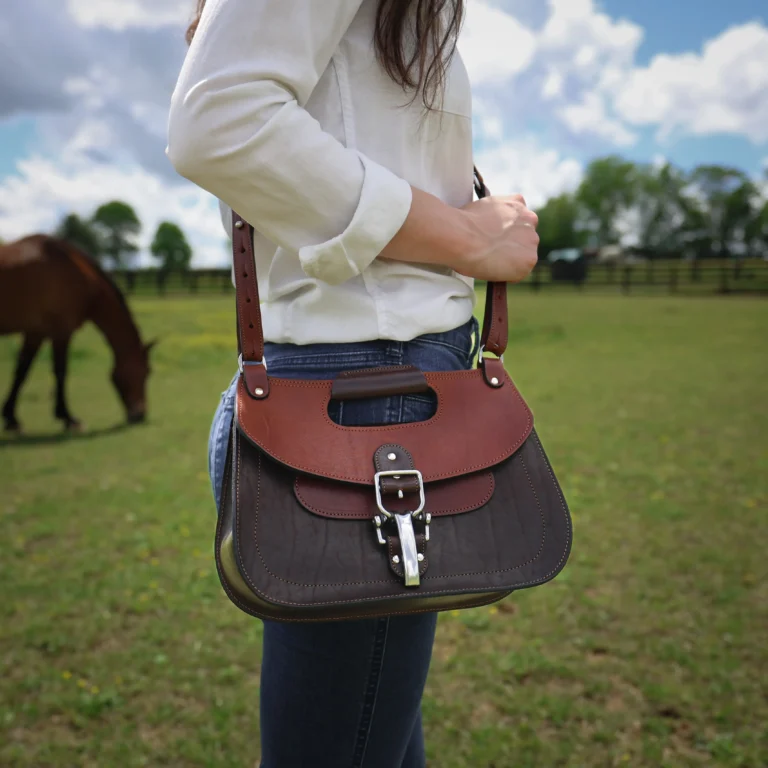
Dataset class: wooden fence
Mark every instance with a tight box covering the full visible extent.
[111,259,768,297]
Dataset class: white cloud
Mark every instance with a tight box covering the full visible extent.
[460,0,537,85]
[533,0,643,147]
[0,144,228,268]
[559,91,637,147]
[463,0,644,149]
[540,0,643,64]
[474,137,583,209]
[66,0,189,30]
[613,22,768,143]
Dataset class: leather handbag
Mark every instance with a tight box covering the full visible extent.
[215,169,572,622]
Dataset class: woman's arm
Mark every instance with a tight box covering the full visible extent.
[168,0,410,285]
[168,0,538,286]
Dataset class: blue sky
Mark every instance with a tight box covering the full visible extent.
[601,0,767,173]
[1,0,766,265]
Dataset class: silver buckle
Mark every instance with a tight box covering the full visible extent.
[373,470,426,588]
[477,345,504,365]
[373,469,425,520]
[238,354,268,374]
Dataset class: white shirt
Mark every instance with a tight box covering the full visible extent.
[167,0,475,344]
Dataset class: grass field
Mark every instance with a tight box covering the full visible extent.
[1,292,766,767]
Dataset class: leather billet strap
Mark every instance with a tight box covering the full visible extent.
[232,215,268,399]
[232,165,509,397]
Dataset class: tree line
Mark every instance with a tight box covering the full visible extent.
[50,157,768,270]
[55,202,193,272]
[537,157,768,260]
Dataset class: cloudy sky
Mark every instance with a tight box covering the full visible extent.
[1,0,766,266]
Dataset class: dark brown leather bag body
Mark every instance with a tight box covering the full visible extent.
[215,171,572,622]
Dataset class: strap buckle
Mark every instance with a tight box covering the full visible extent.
[373,469,426,588]
[373,469,425,520]
[477,345,504,365]
[238,354,268,374]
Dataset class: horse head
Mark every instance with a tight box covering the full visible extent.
[111,339,157,424]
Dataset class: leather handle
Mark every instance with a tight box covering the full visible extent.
[232,165,509,392]
[331,366,429,401]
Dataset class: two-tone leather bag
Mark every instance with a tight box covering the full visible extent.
[215,170,572,622]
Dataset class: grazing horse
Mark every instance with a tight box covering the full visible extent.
[0,235,155,432]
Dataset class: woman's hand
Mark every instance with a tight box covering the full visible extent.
[454,195,539,283]
[379,188,539,284]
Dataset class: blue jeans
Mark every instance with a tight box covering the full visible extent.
[208,318,479,768]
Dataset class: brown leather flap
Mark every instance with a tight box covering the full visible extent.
[235,367,534,485]
[295,471,495,520]
[331,366,429,401]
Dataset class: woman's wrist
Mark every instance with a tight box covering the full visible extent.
[446,208,488,277]
[380,186,488,274]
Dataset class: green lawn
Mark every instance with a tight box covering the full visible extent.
[1,293,766,767]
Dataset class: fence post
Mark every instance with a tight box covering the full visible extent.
[669,265,678,294]
[691,259,701,282]
[622,265,632,294]
[719,265,729,294]
[189,271,198,293]
[646,260,654,285]
[531,265,541,291]
[157,270,167,296]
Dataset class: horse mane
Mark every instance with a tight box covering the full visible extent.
[46,237,143,343]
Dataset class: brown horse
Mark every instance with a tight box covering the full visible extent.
[0,235,154,432]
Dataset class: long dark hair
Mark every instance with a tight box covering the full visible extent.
[186,0,464,110]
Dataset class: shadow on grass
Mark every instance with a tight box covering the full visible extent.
[0,423,131,449]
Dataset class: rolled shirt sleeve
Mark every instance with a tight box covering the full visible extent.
[167,0,413,285]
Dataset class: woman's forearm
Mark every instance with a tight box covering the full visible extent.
[380,186,540,283]
[379,187,481,271]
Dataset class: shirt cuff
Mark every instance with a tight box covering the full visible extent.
[298,154,413,285]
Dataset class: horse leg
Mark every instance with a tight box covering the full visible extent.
[52,335,81,431]
[2,333,44,433]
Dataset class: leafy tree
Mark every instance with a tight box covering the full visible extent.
[688,166,755,258]
[576,156,637,247]
[56,213,103,260]
[536,194,587,257]
[91,201,141,268]
[150,222,193,271]
[632,163,693,257]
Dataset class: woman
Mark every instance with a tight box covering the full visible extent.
[168,1,539,765]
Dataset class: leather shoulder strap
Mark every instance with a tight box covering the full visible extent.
[233,167,509,380]
[232,215,263,363]
[473,166,508,360]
